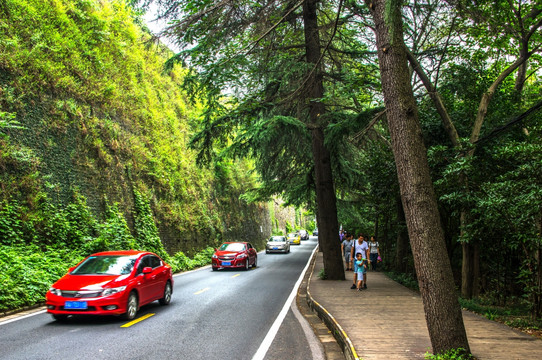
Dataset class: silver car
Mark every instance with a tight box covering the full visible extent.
[265,236,290,254]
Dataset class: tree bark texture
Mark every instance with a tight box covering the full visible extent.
[302,0,344,280]
[461,213,480,300]
[365,0,470,354]
[395,197,410,273]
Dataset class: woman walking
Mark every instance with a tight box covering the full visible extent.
[369,236,380,271]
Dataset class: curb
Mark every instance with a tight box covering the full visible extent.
[305,250,360,360]
[0,303,45,318]
[297,250,344,360]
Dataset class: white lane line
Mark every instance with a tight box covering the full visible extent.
[290,297,325,360]
[252,244,319,360]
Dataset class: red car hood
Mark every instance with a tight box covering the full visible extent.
[53,274,130,291]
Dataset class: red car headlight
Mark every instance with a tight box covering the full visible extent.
[101,286,127,297]
[49,287,61,296]
[236,253,247,259]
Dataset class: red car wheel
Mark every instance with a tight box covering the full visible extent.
[123,292,138,320]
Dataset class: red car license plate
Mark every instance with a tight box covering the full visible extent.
[221,261,231,266]
[64,301,88,310]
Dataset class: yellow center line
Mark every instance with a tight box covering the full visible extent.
[231,274,240,278]
[121,313,155,328]
[194,287,210,295]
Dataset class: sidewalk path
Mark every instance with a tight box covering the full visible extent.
[307,252,542,359]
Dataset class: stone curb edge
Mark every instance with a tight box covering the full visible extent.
[305,249,361,360]
[1,303,45,318]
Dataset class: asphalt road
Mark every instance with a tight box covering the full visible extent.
[0,237,322,360]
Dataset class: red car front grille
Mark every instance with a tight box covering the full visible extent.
[60,291,102,298]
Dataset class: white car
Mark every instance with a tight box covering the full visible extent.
[265,236,291,254]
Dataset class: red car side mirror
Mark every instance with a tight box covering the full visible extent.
[142,267,153,274]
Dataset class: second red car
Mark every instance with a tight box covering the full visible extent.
[212,242,257,271]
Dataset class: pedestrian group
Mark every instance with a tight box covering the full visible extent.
[341,232,380,292]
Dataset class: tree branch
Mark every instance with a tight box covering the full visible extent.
[405,47,460,147]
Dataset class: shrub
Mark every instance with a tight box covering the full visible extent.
[425,348,474,360]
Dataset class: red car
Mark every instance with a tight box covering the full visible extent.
[212,242,257,271]
[46,250,173,321]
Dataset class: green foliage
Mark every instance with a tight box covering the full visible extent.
[318,268,327,280]
[132,189,165,258]
[285,221,294,234]
[505,318,541,331]
[0,245,84,311]
[84,202,138,254]
[304,217,316,233]
[168,247,215,273]
[459,296,542,331]
[0,199,25,245]
[385,271,419,291]
[0,0,226,238]
[425,348,474,360]
[0,111,23,137]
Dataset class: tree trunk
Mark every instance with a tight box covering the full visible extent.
[383,211,390,267]
[365,0,470,354]
[461,241,474,299]
[473,243,480,297]
[534,213,542,320]
[374,212,379,239]
[395,197,409,273]
[302,0,344,280]
[515,42,527,93]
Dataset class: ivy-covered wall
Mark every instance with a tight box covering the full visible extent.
[0,0,286,255]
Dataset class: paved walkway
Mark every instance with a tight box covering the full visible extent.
[306,251,542,360]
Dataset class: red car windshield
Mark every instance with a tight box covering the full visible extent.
[219,243,246,252]
[71,255,138,275]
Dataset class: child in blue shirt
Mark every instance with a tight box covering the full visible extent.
[354,252,367,291]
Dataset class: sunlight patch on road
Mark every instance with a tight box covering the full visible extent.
[121,313,155,328]
[194,287,210,295]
